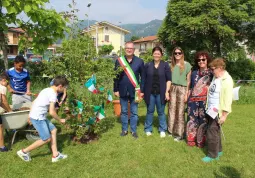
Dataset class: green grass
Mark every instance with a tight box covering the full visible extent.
[0,104,255,178]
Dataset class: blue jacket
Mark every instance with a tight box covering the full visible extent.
[143,61,171,105]
[114,56,145,98]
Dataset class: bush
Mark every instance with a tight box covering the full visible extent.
[226,59,255,80]
[42,35,119,141]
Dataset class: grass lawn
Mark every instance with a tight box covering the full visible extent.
[0,104,255,178]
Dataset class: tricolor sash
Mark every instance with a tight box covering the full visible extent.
[117,56,142,103]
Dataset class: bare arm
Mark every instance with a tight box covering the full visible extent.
[185,71,191,102]
[166,81,171,93]
[49,102,65,123]
[59,88,67,105]
[218,111,229,125]
[26,80,31,94]
[7,84,14,93]
[0,95,12,112]
[165,81,171,101]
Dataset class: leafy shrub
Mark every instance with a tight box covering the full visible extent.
[42,34,119,141]
[226,59,255,80]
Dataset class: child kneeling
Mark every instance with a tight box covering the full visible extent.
[17,76,68,162]
[0,74,12,152]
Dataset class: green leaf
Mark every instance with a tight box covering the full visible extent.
[7,6,16,14]
[24,5,32,13]
[2,0,10,7]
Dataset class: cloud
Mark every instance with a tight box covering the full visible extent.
[49,0,168,24]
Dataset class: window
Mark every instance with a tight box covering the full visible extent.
[105,35,109,42]
[105,27,108,31]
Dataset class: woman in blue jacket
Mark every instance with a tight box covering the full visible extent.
[143,46,171,137]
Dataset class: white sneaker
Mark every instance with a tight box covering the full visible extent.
[17,150,31,162]
[160,132,166,138]
[146,132,152,136]
[174,137,182,142]
[52,152,68,162]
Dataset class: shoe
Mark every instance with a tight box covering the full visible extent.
[120,131,128,136]
[0,146,8,152]
[202,156,219,163]
[174,137,182,142]
[52,152,68,162]
[17,150,31,162]
[131,132,138,139]
[160,132,166,138]
[146,132,152,136]
[218,152,223,157]
[168,133,173,137]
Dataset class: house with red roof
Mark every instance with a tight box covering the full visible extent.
[133,35,164,56]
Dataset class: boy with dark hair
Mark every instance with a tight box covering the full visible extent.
[17,76,69,162]
[7,55,32,105]
[0,73,12,152]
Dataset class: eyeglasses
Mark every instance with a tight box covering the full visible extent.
[210,67,217,71]
[174,52,182,55]
[197,58,206,62]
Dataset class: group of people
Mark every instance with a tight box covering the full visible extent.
[0,42,233,163]
[114,42,233,163]
[0,56,68,162]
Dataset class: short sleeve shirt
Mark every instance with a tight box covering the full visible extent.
[208,78,221,109]
[29,88,57,120]
[171,61,192,86]
[7,67,30,93]
[0,84,7,104]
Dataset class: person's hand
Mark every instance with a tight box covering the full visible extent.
[9,88,14,93]
[218,115,227,125]
[60,119,66,124]
[165,92,170,101]
[58,101,63,106]
[114,92,120,97]
[26,91,32,96]
[184,93,188,103]
[140,93,144,98]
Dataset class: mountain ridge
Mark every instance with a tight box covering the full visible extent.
[78,19,163,41]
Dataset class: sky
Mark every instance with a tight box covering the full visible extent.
[48,0,169,24]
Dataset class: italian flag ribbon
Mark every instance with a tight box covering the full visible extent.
[117,56,142,103]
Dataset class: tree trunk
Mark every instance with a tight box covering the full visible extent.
[0,31,8,70]
[0,4,8,70]
[215,37,221,56]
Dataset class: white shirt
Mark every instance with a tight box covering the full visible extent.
[0,84,7,104]
[208,78,221,109]
[29,88,57,120]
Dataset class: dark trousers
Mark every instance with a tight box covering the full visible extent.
[206,115,222,158]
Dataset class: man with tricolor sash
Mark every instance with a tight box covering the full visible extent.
[114,42,145,139]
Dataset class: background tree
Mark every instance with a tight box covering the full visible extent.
[158,0,255,60]
[98,44,114,56]
[0,0,66,69]
[130,35,140,42]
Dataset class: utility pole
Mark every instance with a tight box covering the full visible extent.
[119,22,122,56]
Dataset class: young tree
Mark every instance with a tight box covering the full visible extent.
[98,45,114,55]
[158,0,255,58]
[0,0,66,69]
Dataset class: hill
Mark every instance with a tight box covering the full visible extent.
[56,19,163,44]
[77,19,163,41]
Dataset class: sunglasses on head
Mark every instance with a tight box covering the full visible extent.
[197,58,206,62]
[174,52,182,55]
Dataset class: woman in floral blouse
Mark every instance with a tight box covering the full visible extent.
[186,51,213,147]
